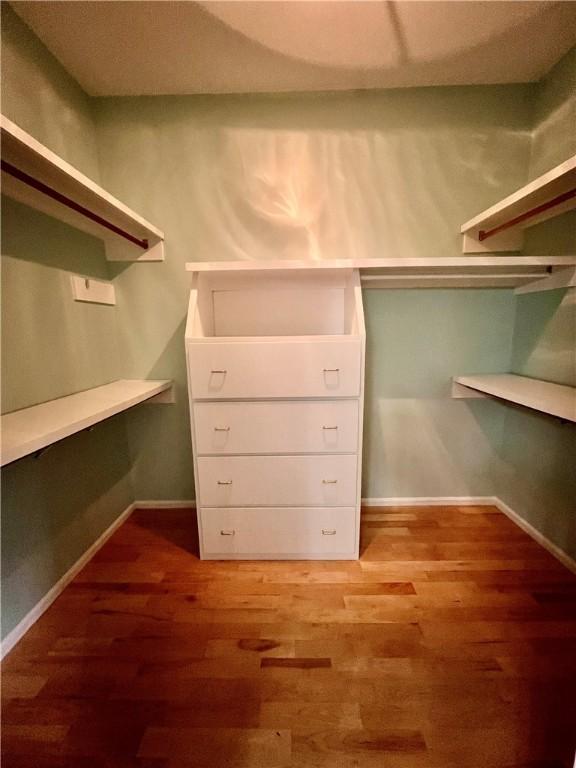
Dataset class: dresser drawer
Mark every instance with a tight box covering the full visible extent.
[187,339,362,400]
[197,455,358,507]
[194,400,359,455]
[200,507,357,557]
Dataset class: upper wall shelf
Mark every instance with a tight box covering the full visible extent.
[452,374,576,423]
[0,115,164,262]
[185,256,576,292]
[0,379,173,467]
[461,155,576,253]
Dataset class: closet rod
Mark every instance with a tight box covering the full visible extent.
[0,160,149,249]
[479,187,576,242]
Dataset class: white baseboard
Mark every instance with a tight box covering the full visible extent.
[492,497,576,575]
[361,496,496,507]
[133,500,196,509]
[120,498,576,573]
[1,501,135,660]
[362,495,576,575]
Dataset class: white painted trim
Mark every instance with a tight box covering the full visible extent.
[0,114,165,254]
[451,374,576,423]
[451,380,488,399]
[70,275,116,305]
[1,502,135,659]
[105,239,165,263]
[361,273,541,289]
[1,379,173,467]
[514,266,576,295]
[460,154,576,234]
[492,497,576,575]
[361,496,496,507]
[127,500,522,514]
[185,256,576,273]
[133,500,196,509]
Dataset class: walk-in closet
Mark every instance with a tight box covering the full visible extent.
[1,2,575,766]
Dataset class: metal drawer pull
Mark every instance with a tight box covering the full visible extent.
[323,368,340,373]
[322,479,338,484]
[322,529,337,536]
[322,425,338,430]
[210,369,227,374]
[217,480,233,485]
[214,426,230,432]
[220,529,235,536]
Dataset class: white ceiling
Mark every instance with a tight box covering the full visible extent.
[12,1,576,96]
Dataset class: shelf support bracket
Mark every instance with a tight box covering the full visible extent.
[515,266,576,295]
[105,238,165,262]
[146,386,175,404]
[451,380,488,399]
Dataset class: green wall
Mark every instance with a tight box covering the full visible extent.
[93,85,533,501]
[0,4,133,641]
[1,199,121,413]
[363,290,514,499]
[1,418,133,637]
[0,3,100,180]
[496,46,576,560]
[528,46,576,181]
[499,279,576,561]
[499,278,575,560]
[511,289,575,388]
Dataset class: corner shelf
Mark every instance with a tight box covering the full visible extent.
[461,155,576,253]
[0,115,164,262]
[1,379,173,467]
[452,374,575,422]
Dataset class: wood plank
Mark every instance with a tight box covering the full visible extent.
[138,726,291,765]
[261,657,332,669]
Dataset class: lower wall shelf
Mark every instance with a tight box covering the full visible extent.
[452,374,576,422]
[0,379,173,466]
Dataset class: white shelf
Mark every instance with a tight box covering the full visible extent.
[185,257,576,291]
[1,115,164,262]
[452,374,576,422]
[461,155,576,253]
[1,379,173,467]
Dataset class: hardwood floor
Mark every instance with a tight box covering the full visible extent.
[2,505,576,767]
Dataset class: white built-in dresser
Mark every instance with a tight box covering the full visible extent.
[185,266,365,559]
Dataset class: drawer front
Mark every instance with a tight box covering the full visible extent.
[197,455,358,507]
[200,507,356,556]
[194,401,359,455]
[187,339,361,399]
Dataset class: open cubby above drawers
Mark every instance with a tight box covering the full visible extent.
[186,269,364,401]
[187,269,364,338]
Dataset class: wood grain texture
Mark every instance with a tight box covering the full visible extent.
[2,505,576,767]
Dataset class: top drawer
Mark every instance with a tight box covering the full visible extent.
[187,339,362,400]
